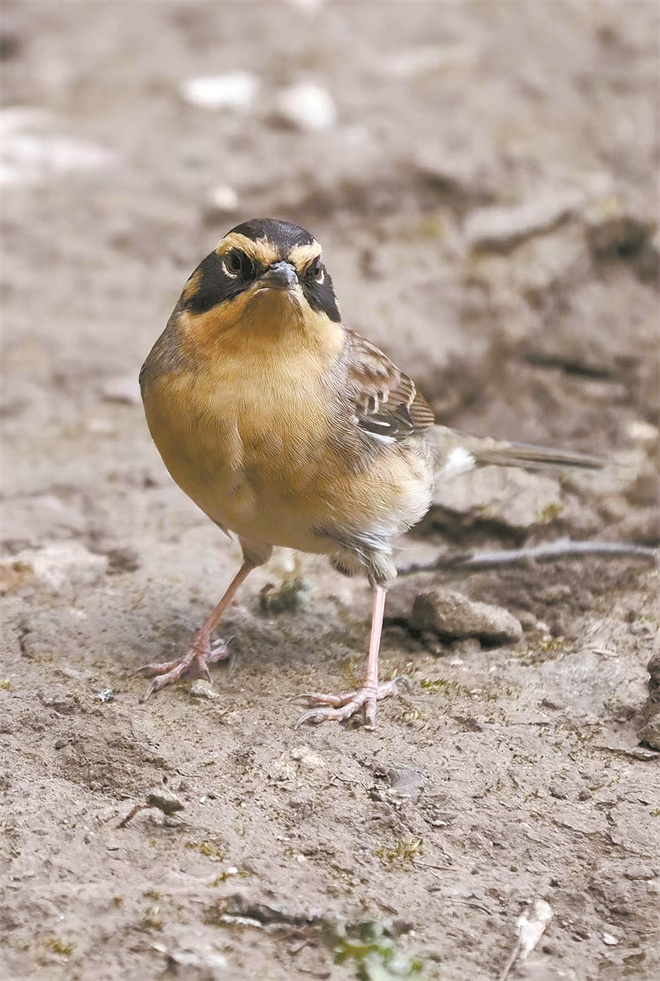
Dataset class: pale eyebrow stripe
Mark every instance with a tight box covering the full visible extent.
[289,243,322,270]
[214,233,279,266]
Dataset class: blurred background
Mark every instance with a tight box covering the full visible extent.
[1,3,658,980]
[2,0,658,545]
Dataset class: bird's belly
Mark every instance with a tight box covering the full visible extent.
[143,369,433,556]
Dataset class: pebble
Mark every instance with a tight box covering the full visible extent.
[379,764,426,799]
[2,543,108,593]
[180,72,260,112]
[274,81,337,132]
[207,184,239,214]
[623,865,656,881]
[637,716,660,751]
[410,588,523,645]
[601,932,619,946]
[189,680,220,700]
[626,419,659,445]
[290,745,326,769]
[96,688,116,703]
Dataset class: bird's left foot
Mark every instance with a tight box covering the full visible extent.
[294,679,402,728]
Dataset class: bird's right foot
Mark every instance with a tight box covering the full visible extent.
[136,636,230,695]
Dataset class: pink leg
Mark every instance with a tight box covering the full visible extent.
[295,585,399,728]
[137,560,255,696]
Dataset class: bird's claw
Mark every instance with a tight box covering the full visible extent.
[136,640,230,695]
[294,677,403,728]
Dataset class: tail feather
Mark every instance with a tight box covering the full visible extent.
[430,425,605,476]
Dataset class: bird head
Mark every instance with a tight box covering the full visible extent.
[177,218,342,348]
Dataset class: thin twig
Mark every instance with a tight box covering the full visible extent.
[499,937,522,981]
[398,539,657,575]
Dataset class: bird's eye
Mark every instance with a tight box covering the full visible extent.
[309,256,324,284]
[224,250,253,279]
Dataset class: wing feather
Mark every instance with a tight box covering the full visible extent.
[342,330,434,440]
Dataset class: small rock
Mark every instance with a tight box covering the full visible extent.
[207,184,239,214]
[464,191,583,251]
[274,81,337,132]
[379,764,426,799]
[4,543,108,593]
[180,72,260,112]
[290,745,326,769]
[623,865,656,881]
[189,679,220,700]
[431,467,566,533]
[626,419,659,445]
[601,932,619,946]
[96,688,116,703]
[410,588,523,645]
[637,716,660,751]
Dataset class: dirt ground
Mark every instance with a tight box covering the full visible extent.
[1,2,659,979]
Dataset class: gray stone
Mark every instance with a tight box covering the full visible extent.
[410,588,523,644]
[380,764,426,799]
[431,466,566,532]
[638,715,660,751]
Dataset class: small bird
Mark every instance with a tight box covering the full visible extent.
[139,218,602,726]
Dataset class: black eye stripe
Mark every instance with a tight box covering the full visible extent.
[182,245,340,321]
[184,251,250,313]
[300,267,340,322]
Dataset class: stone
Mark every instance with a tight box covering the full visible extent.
[379,764,426,799]
[207,184,239,214]
[189,680,220,700]
[638,716,660,751]
[431,466,566,533]
[180,72,259,112]
[410,588,523,644]
[274,81,337,132]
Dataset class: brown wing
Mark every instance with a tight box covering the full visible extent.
[342,329,435,440]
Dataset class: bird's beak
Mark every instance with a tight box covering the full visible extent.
[258,261,298,290]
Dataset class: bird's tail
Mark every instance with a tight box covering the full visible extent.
[429,425,605,478]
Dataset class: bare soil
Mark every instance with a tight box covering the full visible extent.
[1,3,659,980]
